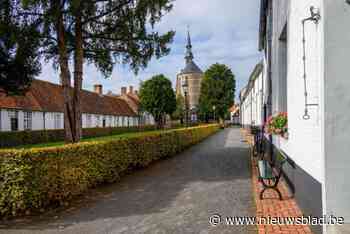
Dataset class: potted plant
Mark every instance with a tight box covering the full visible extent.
[265,112,288,139]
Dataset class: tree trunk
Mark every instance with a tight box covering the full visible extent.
[73,11,83,142]
[56,6,74,143]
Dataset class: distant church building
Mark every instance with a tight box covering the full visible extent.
[175,29,203,121]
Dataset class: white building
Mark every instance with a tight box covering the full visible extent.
[229,104,240,125]
[110,86,155,126]
[241,1,350,233]
[0,80,141,132]
[240,62,265,128]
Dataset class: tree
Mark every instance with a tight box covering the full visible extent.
[0,0,41,95]
[198,63,235,123]
[172,94,185,123]
[139,75,176,129]
[8,0,175,142]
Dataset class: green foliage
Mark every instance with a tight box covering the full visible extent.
[0,126,157,148]
[0,0,41,94]
[19,0,175,76]
[139,75,176,128]
[266,112,288,136]
[172,94,185,121]
[0,124,220,217]
[198,63,236,121]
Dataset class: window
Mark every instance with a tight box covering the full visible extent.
[96,115,100,127]
[8,110,18,131]
[278,23,288,112]
[114,116,118,127]
[86,114,92,128]
[23,111,32,130]
[54,113,61,129]
[102,117,106,128]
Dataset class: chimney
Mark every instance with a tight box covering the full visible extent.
[129,86,133,94]
[134,90,138,95]
[121,87,127,95]
[94,84,103,95]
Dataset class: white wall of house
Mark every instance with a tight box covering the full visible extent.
[323,0,350,227]
[0,108,140,132]
[240,66,265,128]
[273,0,324,184]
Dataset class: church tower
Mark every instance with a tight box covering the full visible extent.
[176,29,203,121]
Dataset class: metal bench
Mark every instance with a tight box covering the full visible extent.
[257,157,287,200]
[251,127,264,159]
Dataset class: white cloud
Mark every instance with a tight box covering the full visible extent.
[38,0,263,101]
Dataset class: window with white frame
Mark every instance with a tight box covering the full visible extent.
[86,114,92,128]
[96,115,100,127]
[278,23,288,113]
[114,116,117,127]
[23,111,32,130]
[8,110,18,131]
[54,113,61,129]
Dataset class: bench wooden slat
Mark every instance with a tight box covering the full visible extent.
[258,160,274,179]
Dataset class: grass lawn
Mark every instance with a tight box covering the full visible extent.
[11,127,189,150]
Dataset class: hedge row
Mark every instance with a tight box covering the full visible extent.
[0,125,157,148]
[0,124,219,217]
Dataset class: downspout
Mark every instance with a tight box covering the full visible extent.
[267,0,274,162]
[43,112,46,130]
[261,65,265,129]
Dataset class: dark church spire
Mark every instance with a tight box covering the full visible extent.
[185,26,194,64]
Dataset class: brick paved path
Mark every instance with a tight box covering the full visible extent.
[242,129,313,234]
[0,127,257,234]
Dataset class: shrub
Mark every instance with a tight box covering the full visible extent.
[0,124,219,217]
[0,125,156,148]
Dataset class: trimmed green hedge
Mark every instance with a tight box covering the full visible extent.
[0,125,156,148]
[0,124,219,217]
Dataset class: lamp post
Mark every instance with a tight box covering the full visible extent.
[213,105,216,123]
[182,78,189,127]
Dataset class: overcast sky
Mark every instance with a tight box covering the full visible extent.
[38,0,262,101]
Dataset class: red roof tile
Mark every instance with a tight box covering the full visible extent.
[0,79,137,116]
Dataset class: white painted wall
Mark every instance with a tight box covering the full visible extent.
[240,66,265,128]
[323,0,350,226]
[0,108,141,132]
[275,0,323,184]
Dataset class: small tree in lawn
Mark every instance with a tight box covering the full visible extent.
[139,75,176,129]
[172,94,185,124]
[198,63,235,124]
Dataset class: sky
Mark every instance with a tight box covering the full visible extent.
[38,0,263,101]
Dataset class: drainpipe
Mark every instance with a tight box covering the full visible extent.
[43,112,46,130]
[266,0,274,162]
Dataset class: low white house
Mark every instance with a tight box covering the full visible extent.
[229,104,240,125]
[0,80,140,132]
[241,1,350,233]
[240,62,265,128]
[109,86,155,126]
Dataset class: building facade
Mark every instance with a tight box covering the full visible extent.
[109,86,155,126]
[240,1,350,233]
[175,30,203,121]
[0,80,141,132]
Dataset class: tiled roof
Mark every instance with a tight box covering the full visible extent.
[0,79,137,116]
[109,92,140,114]
[180,61,203,74]
[229,105,240,114]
